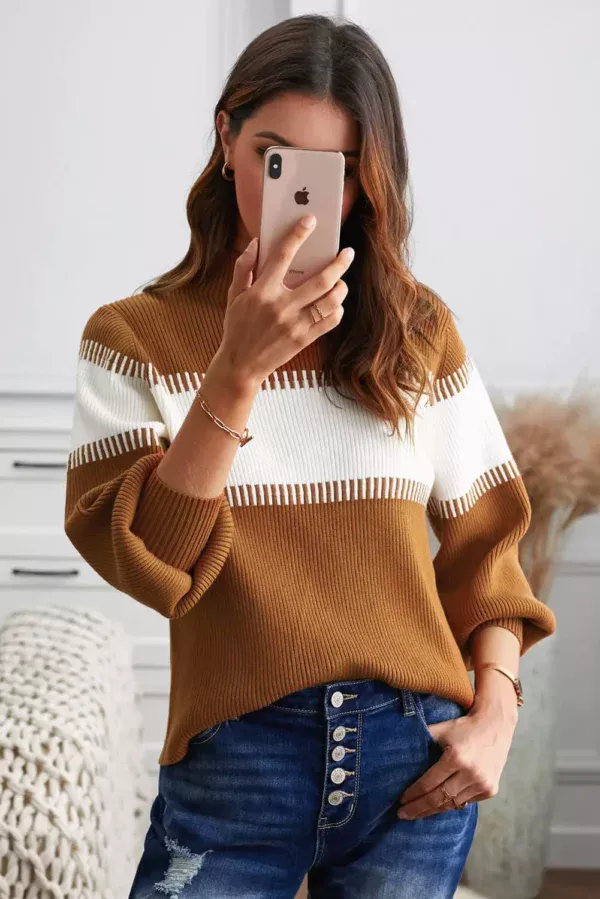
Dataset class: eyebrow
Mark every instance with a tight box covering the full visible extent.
[253,131,359,158]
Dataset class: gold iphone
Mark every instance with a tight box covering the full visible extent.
[256,146,345,290]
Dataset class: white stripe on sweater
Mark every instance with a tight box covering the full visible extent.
[423,356,519,514]
[67,356,168,469]
[68,348,519,514]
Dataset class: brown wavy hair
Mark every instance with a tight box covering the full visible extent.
[138,14,447,443]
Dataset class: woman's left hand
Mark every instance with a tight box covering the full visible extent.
[396,703,518,819]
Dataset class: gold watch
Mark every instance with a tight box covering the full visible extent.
[476,663,524,706]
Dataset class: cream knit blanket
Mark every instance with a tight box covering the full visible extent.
[0,603,153,898]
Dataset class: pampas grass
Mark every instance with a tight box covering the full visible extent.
[493,379,600,601]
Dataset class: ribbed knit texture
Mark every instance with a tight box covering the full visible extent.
[64,250,556,766]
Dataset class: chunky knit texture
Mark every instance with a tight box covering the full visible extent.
[0,604,151,897]
[64,249,556,766]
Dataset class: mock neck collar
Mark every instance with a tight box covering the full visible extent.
[188,246,240,306]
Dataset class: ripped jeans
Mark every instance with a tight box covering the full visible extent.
[127,678,478,898]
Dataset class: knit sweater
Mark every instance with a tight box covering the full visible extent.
[64,248,556,766]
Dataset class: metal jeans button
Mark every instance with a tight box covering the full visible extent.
[331,767,347,784]
[330,690,344,708]
[327,790,344,805]
[332,725,346,741]
[332,745,346,761]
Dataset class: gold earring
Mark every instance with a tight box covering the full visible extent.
[222,159,235,181]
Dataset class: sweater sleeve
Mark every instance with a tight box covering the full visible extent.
[424,307,556,669]
[64,302,233,619]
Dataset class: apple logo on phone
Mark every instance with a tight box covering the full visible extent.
[295,186,309,206]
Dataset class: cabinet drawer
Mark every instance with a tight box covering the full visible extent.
[0,449,67,479]
[0,556,111,588]
[0,449,68,530]
[0,572,169,640]
[134,663,170,697]
[138,694,170,744]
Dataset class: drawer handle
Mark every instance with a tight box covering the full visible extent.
[12,461,67,469]
[11,567,80,577]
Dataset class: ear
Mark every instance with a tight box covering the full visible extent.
[216,109,233,157]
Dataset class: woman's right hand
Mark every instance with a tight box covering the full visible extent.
[216,215,355,389]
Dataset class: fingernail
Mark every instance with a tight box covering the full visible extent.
[246,237,258,250]
[397,810,411,819]
[343,247,355,259]
[300,214,316,228]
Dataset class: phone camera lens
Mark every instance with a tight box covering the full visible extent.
[268,152,282,179]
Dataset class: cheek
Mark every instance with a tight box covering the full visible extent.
[341,181,360,224]
[234,162,263,237]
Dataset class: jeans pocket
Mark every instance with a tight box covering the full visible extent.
[188,720,224,746]
[413,691,466,747]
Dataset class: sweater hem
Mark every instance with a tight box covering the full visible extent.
[156,666,476,767]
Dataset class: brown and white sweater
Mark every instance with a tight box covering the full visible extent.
[64,249,556,766]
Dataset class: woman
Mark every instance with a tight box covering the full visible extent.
[64,14,556,898]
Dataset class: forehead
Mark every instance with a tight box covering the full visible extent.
[245,92,360,153]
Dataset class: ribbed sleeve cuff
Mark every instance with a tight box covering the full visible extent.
[131,467,225,572]
[469,617,524,648]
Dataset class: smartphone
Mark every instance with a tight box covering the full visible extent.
[255,146,345,290]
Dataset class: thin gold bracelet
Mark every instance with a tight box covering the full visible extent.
[195,392,253,447]
[475,663,524,706]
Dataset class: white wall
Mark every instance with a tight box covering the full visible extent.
[345,0,599,394]
[0,1,221,392]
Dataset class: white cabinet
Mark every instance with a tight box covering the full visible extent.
[0,397,169,780]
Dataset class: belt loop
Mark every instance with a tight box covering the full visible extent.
[401,689,416,717]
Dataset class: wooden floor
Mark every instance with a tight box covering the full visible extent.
[294,869,600,897]
[540,868,600,898]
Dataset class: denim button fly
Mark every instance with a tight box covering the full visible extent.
[129,678,478,897]
[330,767,348,784]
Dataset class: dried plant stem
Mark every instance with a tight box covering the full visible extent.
[520,507,572,599]
[496,386,600,604]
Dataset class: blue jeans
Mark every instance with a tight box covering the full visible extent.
[128,678,478,898]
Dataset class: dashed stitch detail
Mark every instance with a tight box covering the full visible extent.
[67,427,163,471]
[428,459,521,519]
[224,477,431,507]
[430,353,475,404]
[79,337,147,382]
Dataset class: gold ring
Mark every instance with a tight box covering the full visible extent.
[310,301,325,323]
[440,783,467,810]
[439,784,453,805]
